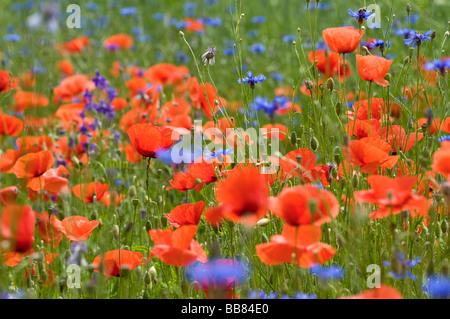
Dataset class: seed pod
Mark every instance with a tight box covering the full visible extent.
[256,218,271,227]
[112,225,120,240]
[144,271,151,286]
[145,219,152,232]
[290,131,298,146]
[90,210,98,220]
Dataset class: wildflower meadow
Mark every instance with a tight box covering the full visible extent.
[0,0,449,304]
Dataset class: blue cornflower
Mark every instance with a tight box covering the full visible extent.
[199,17,222,27]
[248,43,266,54]
[223,48,235,56]
[310,264,345,280]
[120,7,137,16]
[280,292,316,299]
[183,2,197,17]
[424,58,450,74]
[153,13,165,21]
[383,252,421,281]
[86,2,98,10]
[67,242,88,267]
[238,71,266,89]
[282,35,295,43]
[250,96,276,117]
[201,47,216,66]
[272,72,283,81]
[176,51,189,63]
[251,16,266,23]
[305,2,329,10]
[438,135,450,143]
[204,148,233,161]
[348,8,375,24]
[3,34,21,42]
[396,28,413,38]
[404,30,433,47]
[423,275,450,299]
[205,0,218,5]
[247,30,258,37]
[408,14,420,24]
[248,290,278,299]
[365,39,392,52]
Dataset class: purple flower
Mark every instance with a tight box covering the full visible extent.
[348,8,375,24]
[92,70,109,90]
[67,242,88,266]
[238,71,266,89]
[404,30,433,47]
[383,252,421,281]
[201,47,216,66]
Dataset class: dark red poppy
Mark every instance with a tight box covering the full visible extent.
[164,201,206,228]
[148,225,207,267]
[1,205,35,252]
[93,249,144,278]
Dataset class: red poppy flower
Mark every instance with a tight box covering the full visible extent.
[60,36,89,54]
[262,124,288,141]
[148,225,207,267]
[1,205,35,252]
[354,175,428,220]
[381,125,423,153]
[190,78,226,119]
[352,98,389,121]
[356,55,393,86]
[12,150,54,191]
[0,112,23,137]
[14,90,49,111]
[0,70,17,92]
[167,171,197,192]
[61,216,100,242]
[189,161,218,191]
[1,249,29,267]
[184,17,205,34]
[346,119,382,139]
[270,185,340,226]
[0,186,18,206]
[145,63,189,86]
[36,212,64,247]
[93,249,144,278]
[16,135,53,154]
[41,165,70,195]
[432,141,450,179]
[256,224,336,267]
[215,166,269,225]
[345,137,399,174]
[279,148,329,185]
[104,33,134,50]
[53,74,95,100]
[341,285,402,299]
[309,49,351,79]
[127,123,177,158]
[164,201,206,228]
[72,182,109,203]
[101,191,125,207]
[56,60,74,76]
[322,27,364,54]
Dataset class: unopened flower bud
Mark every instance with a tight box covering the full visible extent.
[145,220,152,232]
[179,31,184,38]
[112,225,120,240]
[257,218,271,227]
[326,77,334,91]
[290,131,298,146]
[406,3,411,13]
[351,174,359,188]
[430,30,436,40]
[310,136,319,150]
[128,185,137,198]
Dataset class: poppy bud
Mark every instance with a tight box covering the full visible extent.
[150,266,157,284]
[145,219,152,232]
[403,56,410,65]
[333,146,341,164]
[326,77,334,91]
[261,233,269,243]
[90,210,98,220]
[132,198,139,208]
[290,131,297,146]
[179,31,185,38]
[128,185,137,198]
[351,174,359,188]
[256,218,271,227]
[441,220,448,235]
[331,166,338,179]
[112,225,120,240]
[431,30,436,40]
[144,271,151,286]
[125,221,133,233]
[310,136,319,150]
[406,3,411,13]
[335,101,342,116]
